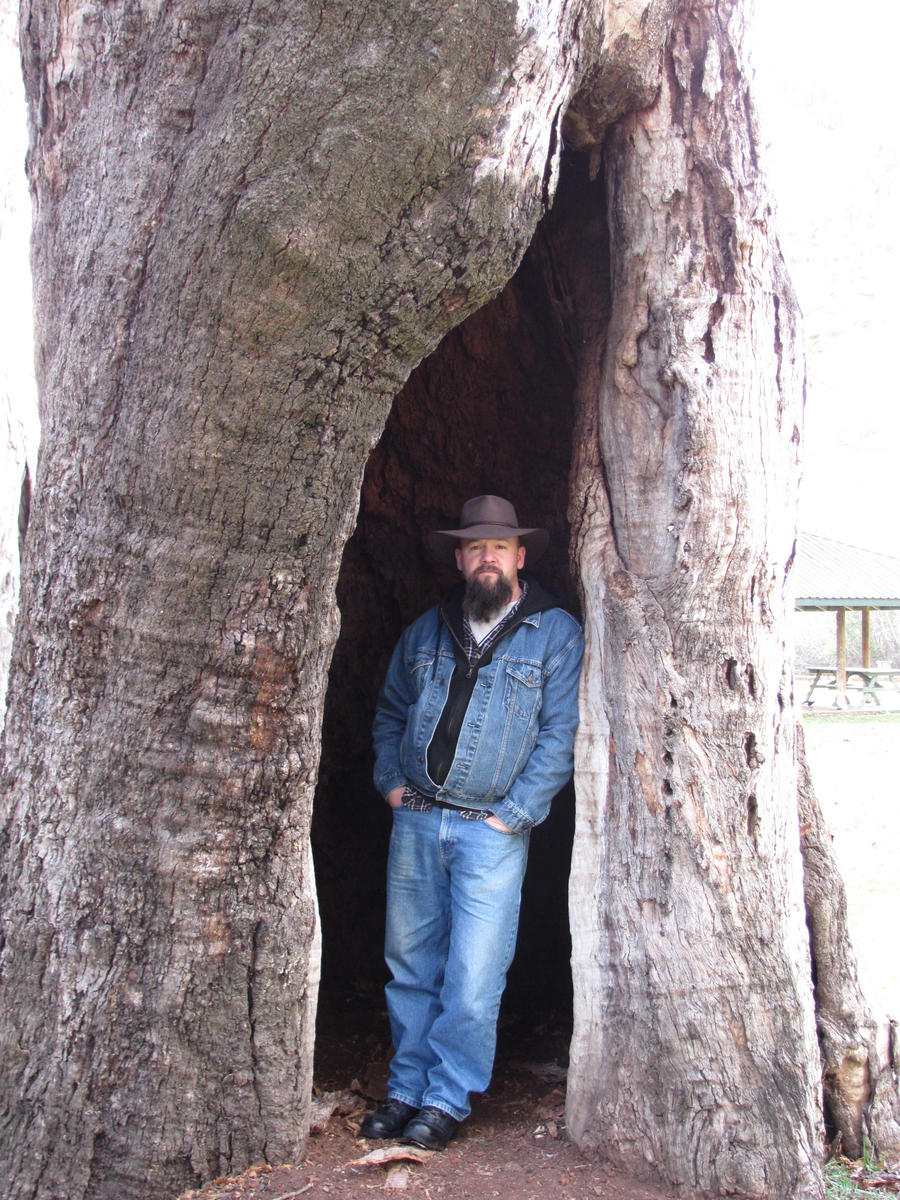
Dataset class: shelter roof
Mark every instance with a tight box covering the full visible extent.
[794,532,900,610]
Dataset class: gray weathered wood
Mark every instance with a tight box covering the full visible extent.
[565,1,824,1195]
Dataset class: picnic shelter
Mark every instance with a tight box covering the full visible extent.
[793,532,900,705]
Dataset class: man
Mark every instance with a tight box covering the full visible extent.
[362,495,584,1151]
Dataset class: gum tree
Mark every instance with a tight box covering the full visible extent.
[2,0,896,1197]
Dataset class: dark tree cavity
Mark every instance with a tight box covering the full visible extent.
[313,150,606,1031]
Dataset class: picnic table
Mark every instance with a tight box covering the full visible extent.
[803,665,900,708]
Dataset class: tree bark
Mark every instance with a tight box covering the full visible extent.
[1,2,603,1196]
[565,1,825,1195]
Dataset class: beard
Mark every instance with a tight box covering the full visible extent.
[463,568,514,623]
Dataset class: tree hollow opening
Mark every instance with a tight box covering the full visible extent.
[312,149,609,1081]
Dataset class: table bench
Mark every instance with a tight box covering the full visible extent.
[803,665,900,708]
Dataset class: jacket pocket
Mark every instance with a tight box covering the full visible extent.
[409,647,437,688]
[502,660,542,721]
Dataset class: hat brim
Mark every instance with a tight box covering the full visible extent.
[428,525,549,566]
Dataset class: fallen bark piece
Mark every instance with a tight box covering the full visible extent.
[347,1144,432,1168]
[309,1089,362,1132]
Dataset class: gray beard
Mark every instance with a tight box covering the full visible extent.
[463,572,514,623]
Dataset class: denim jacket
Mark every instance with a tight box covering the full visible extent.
[372,579,584,833]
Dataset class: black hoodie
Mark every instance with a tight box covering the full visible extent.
[426,575,566,787]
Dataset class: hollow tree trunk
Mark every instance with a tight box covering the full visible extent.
[1,0,888,1198]
[565,0,825,1195]
[0,3,602,1197]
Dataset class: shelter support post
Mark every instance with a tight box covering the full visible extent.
[836,607,847,694]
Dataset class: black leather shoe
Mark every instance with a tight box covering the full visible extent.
[401,1105,460,1151]
[359,1099,418,1140]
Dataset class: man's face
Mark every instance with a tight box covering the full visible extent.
[455,538,525,612]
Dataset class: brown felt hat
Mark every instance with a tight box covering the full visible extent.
[428,495,549,565]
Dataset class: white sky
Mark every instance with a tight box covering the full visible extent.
[1,6,38,457]
[749,0,900,554]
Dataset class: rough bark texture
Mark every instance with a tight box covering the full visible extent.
[1,0,876,1197]
[565,0,825,1195]
[1,2,606,1197]
[798,723,900,1161]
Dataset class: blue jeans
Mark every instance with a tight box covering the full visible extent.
[384,805,530,1121]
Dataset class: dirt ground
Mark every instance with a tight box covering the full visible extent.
[177,710,899,1200]
[177,1012,680,1200]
